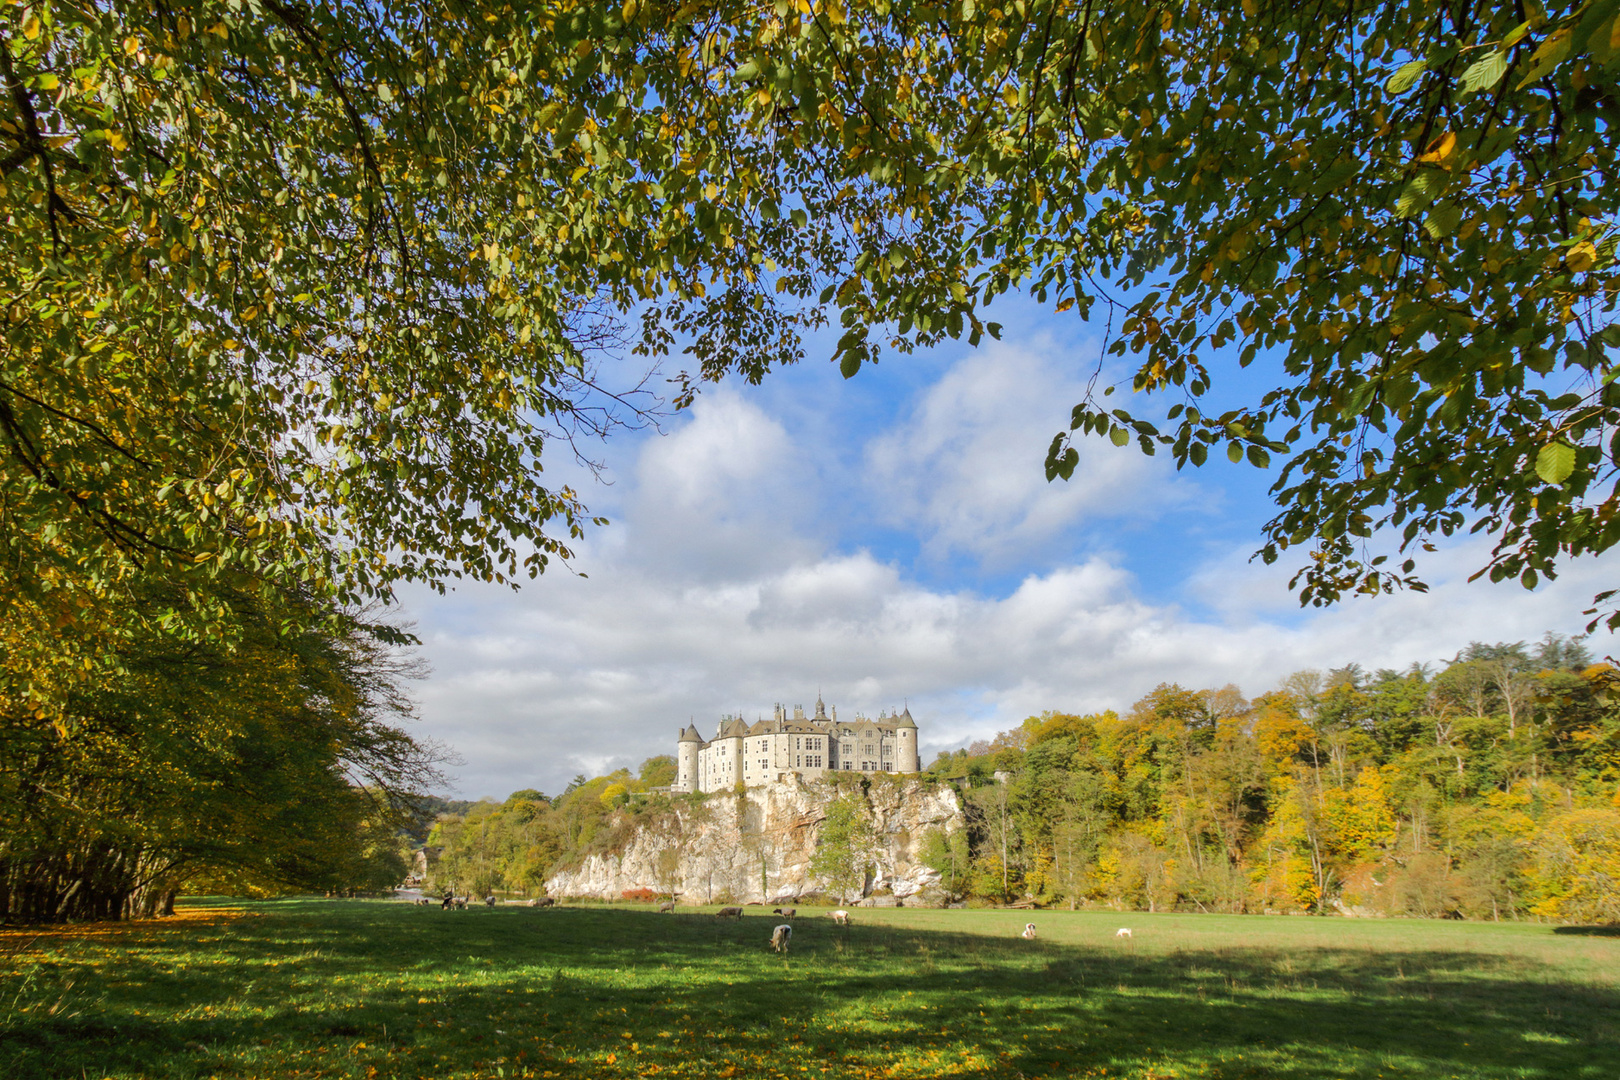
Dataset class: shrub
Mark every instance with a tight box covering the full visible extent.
[621,888,659,903]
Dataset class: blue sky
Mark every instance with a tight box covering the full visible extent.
[397,297,1614,799]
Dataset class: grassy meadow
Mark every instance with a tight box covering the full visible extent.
[2,899,1616,1080]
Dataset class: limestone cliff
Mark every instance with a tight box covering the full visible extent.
[545,775,963,905]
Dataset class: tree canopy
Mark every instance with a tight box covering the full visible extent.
[16,0,1615,637]
[676,0,1620,616]
[1,0,878,666]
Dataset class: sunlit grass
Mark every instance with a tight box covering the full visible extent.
[3,899,1616,1079]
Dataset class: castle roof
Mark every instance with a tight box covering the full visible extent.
[678,724,704,743]
[893,707,917,729]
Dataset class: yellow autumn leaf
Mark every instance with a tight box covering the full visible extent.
[1567,242,1597,273]
[1417,131,1456,165]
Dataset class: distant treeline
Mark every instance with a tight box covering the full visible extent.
[424,632,1619,920]
[423,758,681,898]
[926,633,1617,921]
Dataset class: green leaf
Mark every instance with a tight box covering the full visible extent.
[1227,440,1243,463]
[1384,59,1428,95]
[1535,441,1576,485]
[1245,445,1271,468]
[1189,442,1208,467]
[1110,425,1129,447]
[1516,29,1572,89]
[1459,50,1508,94]
[1423,202,1463,239]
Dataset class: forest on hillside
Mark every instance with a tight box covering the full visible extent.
[425,633,1619,921]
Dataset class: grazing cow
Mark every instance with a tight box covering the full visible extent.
[531,897,557,908]
[485,894,498,907]
[440,892,455,910]
[1021,923,1037,940]
[451,896,469,910]
[770,924,793,952]
[658,901,677,913]
[1115,927,1132,939]
[716,906,744,919]
[772,907,797,918]
[830,909,849,926]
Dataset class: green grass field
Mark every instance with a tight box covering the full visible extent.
[2,899,1615,1080]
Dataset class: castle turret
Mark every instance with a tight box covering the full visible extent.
[675,723,702,792]
[814,693,828,721]
[893,706,920,773]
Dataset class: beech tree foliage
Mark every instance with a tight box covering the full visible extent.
[0,0,865,664]
[643,0,1620,617]
[8,1,1620,643]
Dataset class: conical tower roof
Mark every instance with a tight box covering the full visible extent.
[679,723,703,743]
[893,705,917,728]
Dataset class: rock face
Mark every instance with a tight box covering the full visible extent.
[546,775,963,905]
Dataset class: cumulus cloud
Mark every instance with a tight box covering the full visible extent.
[396,344,1616,799]
[865,338,1199,567]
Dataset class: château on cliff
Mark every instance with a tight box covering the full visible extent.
[673,694,921,793]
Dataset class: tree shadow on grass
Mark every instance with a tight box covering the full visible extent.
[3,901,1616,1079]
[1552,924,1620,936]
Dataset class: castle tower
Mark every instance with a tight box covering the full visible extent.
[675,723,702,792]
[721,716,746,789]
[814,693,828,721]
[893,706,920,773]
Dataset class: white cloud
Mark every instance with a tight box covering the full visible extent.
[395,345,1616,799]
[865,339,1197,568]
[403,535,1608,798]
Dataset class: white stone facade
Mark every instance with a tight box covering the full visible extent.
[673,695,922,794]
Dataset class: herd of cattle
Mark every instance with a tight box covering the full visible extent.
[409,892,1132,948]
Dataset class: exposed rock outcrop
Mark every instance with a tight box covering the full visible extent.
[545,775,963,905]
